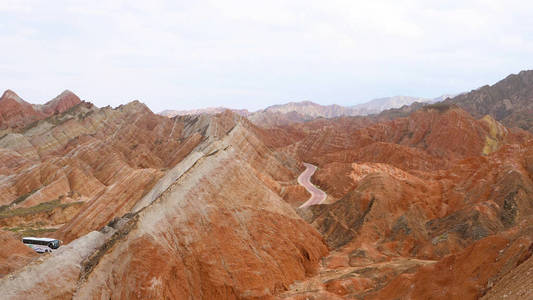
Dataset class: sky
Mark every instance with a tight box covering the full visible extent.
[1,0,533,113]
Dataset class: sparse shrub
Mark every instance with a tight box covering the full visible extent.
[422,103,458,113]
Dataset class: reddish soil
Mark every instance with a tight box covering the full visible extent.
[0,230,37,277]
[2,76,533,299]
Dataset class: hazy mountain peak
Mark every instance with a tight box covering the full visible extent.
[160,107,250,117]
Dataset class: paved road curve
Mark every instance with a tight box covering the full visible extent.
[298,163,327,208]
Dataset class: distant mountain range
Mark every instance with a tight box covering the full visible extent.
[374,70,533,133]
[444,70,533,132]
[160,107,250,117]
[160,95,454,127]
[243,69,533,131]
[261,95,457,117]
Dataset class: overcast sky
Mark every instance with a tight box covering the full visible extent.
[1,0,532,113]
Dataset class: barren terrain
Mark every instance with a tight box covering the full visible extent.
[2,70,533,299]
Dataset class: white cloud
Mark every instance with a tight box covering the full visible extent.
[0,0,532,112]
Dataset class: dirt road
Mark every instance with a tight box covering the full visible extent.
[298,163,327,208]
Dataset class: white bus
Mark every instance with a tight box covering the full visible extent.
[22,237,61,253]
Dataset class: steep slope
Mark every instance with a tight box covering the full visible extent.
[0,98,209,241]
[373,229,533,300]
[0,113,329,299]
[0,90,81,132]
[481,237,533,300]
[0,230,37,277]
[269,104,533,298]
[0,90,45,130]
[2,69,532,299]
[445,70,533,132]
[54,110,247,243]
[284,105,525,173]
[37,90,82,115]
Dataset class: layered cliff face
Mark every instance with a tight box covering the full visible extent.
[0,90,46,130]
[72,123,327,299]
[2,71,533,299]
[285,106,526,169]
[0,90,81,131]
[267,104,533,299]
[0,95,214,241]
[0,109,329,299]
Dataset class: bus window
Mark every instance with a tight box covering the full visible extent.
[49,241,59,249]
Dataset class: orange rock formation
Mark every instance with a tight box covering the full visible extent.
[2,78,533,299]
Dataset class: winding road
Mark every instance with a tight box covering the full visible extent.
[298,163,327,208]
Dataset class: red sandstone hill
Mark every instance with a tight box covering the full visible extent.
[0,90,45,130]
[0,98,328,299]
[38,90,82,115]
[0,99,233,243]
[266,99,533,298]
[268,105,528,172]
[1,71,533,300]
[0,230,37,277]
[0,89,81,131]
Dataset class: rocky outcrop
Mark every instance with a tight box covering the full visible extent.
[481,236,533,299]
[3,70,533,299]
[445,70,533,132]
[270,102,533,298]
[0,229,115,299]
[0,98,209,241]
[373,226,533,300]
[281,106,527,173]
[0,113,329,299]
